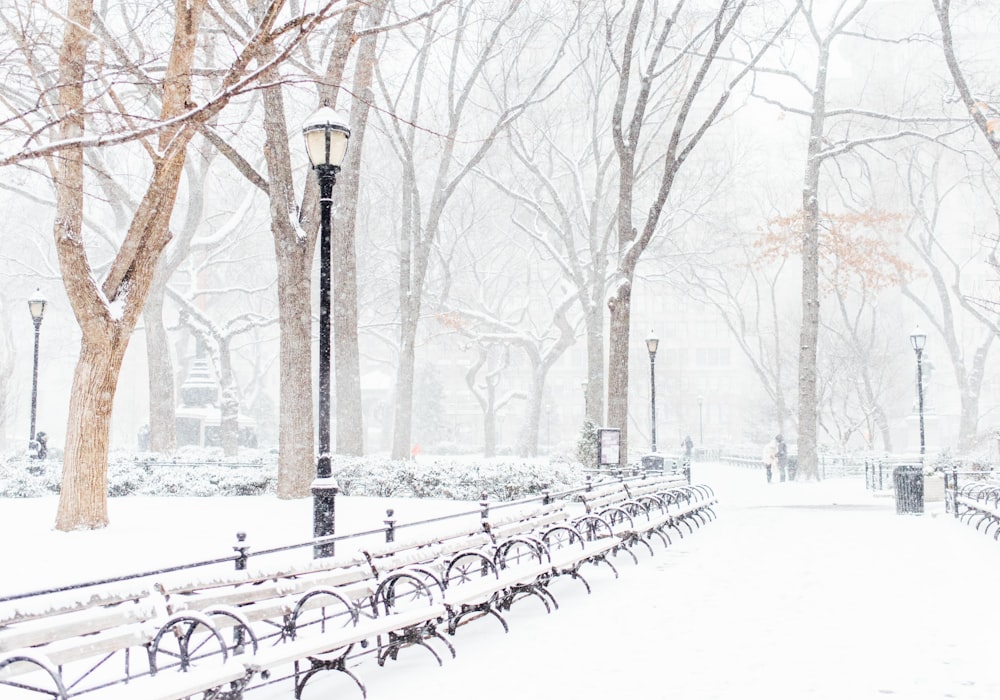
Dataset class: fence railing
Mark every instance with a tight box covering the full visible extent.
[0,469,678,608]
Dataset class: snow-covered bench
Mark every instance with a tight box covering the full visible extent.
[953,483,1000,538]
[0,552,454,699]
[577,475,717,558]
[361,502,620,637]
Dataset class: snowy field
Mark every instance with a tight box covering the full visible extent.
[3,463,1000,699]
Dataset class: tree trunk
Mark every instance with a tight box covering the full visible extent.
[251,0,319,497]
[483,403,497,459]
[516,368,544,457]
[585,297,605,424]
[606,277,632,466]
[218,338,239,457]
[391,314,418,459]
[56,337,126,529]
[795,39,831,482]
[275,258,316,497]
[144,292,177,453]
[329,0,386,456]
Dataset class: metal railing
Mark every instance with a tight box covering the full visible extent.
[0,470,677,607]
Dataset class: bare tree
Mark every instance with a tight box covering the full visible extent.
[374,0,579,460]
[752,0,952,478]
[0,0,349,528]
[901,150,1000,453]
[933,0,1000,164]
[603,0,795,465]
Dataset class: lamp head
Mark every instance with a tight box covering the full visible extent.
[909,326,926,353]
[645,329,659,356]
[28,288,46,322]
[302,106,351,169]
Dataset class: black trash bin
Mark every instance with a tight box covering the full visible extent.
[893,464,924,514]
[641,454,665,471]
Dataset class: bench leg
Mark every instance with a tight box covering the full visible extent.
[648,529,671,548]
[207,669,255,700]
[377,621,455,668]
[561,566,592,594]
[500,582,557,614]
[0,655,69,700]
[293,650,366,699]
[447,601,508,635]
[586,553,620,578]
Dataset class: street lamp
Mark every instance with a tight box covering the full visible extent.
[303,106,350,558]
[645,330,659,453]
[910,326,927,461]
[697,394,704,445]
[27,289,46,449]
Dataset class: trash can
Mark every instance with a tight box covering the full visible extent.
[893,465,924,515]
[641,454,664,471]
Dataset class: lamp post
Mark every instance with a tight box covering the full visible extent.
[645,330,659,453]
[697,394,704,445]
[910,326,927,462]
[27,289,46,449]
[303,106,350,558]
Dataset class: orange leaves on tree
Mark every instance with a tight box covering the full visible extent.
[756,209,915,292]
[435,311,466,331]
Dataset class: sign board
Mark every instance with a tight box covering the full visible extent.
[597,428,621,466]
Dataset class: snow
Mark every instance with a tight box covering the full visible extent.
[3,463,1000,699]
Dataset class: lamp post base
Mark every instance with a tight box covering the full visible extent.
[312,477,339,558]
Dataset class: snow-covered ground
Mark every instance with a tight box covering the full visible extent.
[3,462,1000,699]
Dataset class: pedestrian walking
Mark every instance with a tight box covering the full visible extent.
[762,437,776,483]
[775,434,788,482]
[682,435,694,460]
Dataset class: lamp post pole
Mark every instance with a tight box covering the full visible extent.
[27,289,46,448]
[698,395,704,445]
[910,328,926,462]
[303,107,350,559]
[645,331,658,453]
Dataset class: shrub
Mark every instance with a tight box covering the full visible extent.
[0,452,586,502]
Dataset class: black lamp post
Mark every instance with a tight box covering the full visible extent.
[910,326,927,462]
[27,289,46,449]
[303,106,350,558]
[697,394,704,445]
[645,330,658,453]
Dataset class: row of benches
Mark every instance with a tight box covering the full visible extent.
[950,482,1000,539]
[0,474,717,700]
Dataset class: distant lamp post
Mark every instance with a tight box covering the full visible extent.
[27,289,46,450]
[581,380,588,421]
[303,106,350,558]
[645,330,659,453]
[697,395,704,445]
[910,326,927,461]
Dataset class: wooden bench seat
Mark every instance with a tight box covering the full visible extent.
[1,485,719,700]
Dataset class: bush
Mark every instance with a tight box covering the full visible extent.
[0,452,586,502]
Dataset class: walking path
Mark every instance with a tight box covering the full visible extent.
[308,463,1000,700]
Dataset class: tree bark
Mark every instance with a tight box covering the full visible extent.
[606,277,632,464]
[144,292,177,453]
[796,30,832,482]
[56,338,127,529]
[330,0,387,456]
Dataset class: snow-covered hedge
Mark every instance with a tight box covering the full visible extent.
[330,455,584,500]
[0,451,586,501]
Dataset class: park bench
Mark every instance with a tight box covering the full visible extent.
[577,476,717,558]
[0,483,718,700]
[363,501,617,637]
[0,550,456,699]
[952,482,1000,539]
